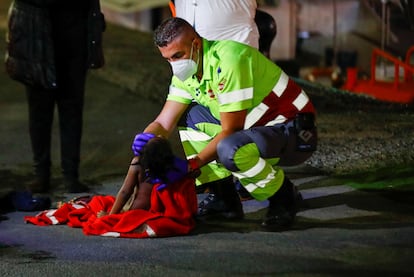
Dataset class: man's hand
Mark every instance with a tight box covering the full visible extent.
[131,133,156,156]
[187,157,201,179]
[156,157,200,191]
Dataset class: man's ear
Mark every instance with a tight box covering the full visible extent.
[194,37,202,51]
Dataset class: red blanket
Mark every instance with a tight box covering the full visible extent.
[24,178,197,238]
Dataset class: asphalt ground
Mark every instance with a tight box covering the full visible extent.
[1,73,414,276]
[1,173,414,277]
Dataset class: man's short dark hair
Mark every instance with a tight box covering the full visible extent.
[154,17,195,47]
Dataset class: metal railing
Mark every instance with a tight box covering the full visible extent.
[370,46,414,89]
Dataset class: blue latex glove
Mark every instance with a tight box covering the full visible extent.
[131,133,156,156]
[154,157,189,191]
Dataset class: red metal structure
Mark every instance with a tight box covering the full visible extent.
[343,46,414,104]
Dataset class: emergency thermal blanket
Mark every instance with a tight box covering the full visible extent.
[24,178,197,238]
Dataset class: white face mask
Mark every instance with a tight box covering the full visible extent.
[169,42,198,81]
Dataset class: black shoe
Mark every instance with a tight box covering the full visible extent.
[197,177,245,220]
[261,204,294,229]
[295,186,308,210]
[65,179,90,193]
[197,192,244,220]
[296,190,303,202]
[261,178,298,229]
[27,177,50,193]
[198,193,227,216]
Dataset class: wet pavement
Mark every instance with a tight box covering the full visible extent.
[1,73,414,276]
[1,173,414,276]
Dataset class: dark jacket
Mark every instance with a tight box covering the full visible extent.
[5,0,105,89]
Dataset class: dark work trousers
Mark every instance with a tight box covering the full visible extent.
[26,10,88,182]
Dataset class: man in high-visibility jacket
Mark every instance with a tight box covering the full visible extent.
[132,17,317,229]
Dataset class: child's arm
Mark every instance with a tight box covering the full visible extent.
[110,158,142,214]
[97,157,141,217]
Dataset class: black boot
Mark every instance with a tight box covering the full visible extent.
[198,176,244,220]
[261,177,299,229]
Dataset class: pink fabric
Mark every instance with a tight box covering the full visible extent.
[24,178,197,238]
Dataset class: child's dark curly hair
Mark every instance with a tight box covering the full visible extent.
[139,136,175,183]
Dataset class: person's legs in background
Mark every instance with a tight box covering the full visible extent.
[26,87,55,193]
[53,11,89,193]
[56,63,88,193]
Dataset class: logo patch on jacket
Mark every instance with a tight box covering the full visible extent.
[218,79,227,91]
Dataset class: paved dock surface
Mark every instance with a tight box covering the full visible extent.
[1,173,414,277]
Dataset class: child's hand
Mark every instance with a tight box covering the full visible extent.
[97,210,108,218]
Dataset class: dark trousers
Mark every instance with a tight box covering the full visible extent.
[26,60,87,181]
[26,9,89,182]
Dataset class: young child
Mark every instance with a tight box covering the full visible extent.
[97,136,196,217]
[25,135,199,238]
